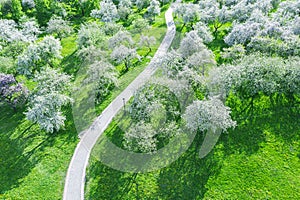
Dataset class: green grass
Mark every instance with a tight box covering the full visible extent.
[96,24,166,114]
[61,35,77,57]
[60,35,81,76]
[203,108,300,199]
[85,3,300,200]
[0,24,81,200]
[85,96,300,199]
[71,10,167,133]
[0,9,167,199]
[0,104,78,200]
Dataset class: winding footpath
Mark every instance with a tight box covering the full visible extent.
[63,3,178,200]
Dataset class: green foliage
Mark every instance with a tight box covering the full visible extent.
[82,0,101,16]
[34,0,59,26]
[4,0,300,199]
[11,0,23,21]
[0,0,24,21]
[0,56,15,74]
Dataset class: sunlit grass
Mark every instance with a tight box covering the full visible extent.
[85,98,300,199]
[0,5,168,200]
[0,104,78,199]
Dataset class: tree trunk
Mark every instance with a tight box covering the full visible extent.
[180,23,186,31]
[124,60,129,72]
[213,22,222,36]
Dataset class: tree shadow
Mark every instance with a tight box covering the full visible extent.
[156,136,223,199]
[264,106,300,144]
[221,98,300,157]
[61,50,81,75]
[155,103,299,199]
[85,159,136,200]
[84,117,140,199]
[0,105,40,193]
[220,118,266,156]
[0,104,76,194]
[64,106,81,138]
[170,31,183,50]
[72,80,99,133]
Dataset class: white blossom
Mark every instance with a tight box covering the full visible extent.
[0,19,28,43]
[184,97,236,133]
[187,49,216,75]
[198,0,232,24]
[224,21,263,45]
[208,54,287,98]
[22,0,35,8]
[221,44,246,61]
[158,49,184,78]
[101,22,124,36]
[26,68,73,133]
[85,60,118,103]
[147,0,160,19]
[193,22,214,43]
[179,31,206,58]
[108,30,134,49]
[110,45,139,70]
[46,16,73,38]
[123,121,157,153]
[139,35,156,52]
[272,0,300,25]
[135,0,150,10]
[77,45,106,64]
[174,3,199,27]
[91,0,119,23]
[77,22,106,48]
[130,18,150,34]
[118,0,132,20]
[17,36,62,76]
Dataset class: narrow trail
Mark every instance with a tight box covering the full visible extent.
[63,3,178,200]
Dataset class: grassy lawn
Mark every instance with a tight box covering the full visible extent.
[203,107,300,199]
[4,1,299,199]
[96,13,167,115]
[0,6,167,200]
[85,98,300,199]
[70,10,167,133]
[0,19,80,200]
[0,104,78,200]
[0,32,80,200]
[85,2,300,200]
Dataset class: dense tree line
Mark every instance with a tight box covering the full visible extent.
[121,0,300,155]
[0,0,163,134]
[1,0,299,145]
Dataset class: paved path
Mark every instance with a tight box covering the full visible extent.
[63,4,177,200]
